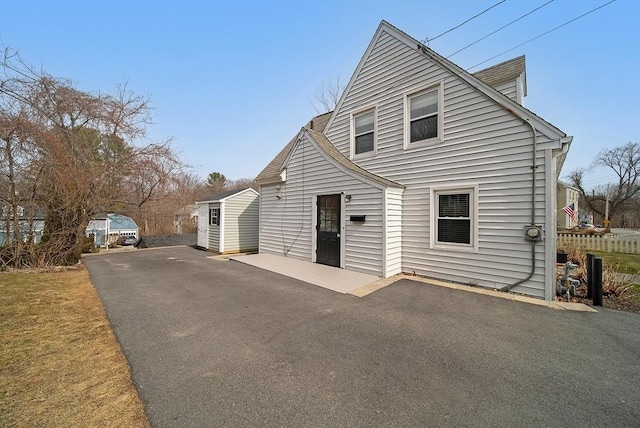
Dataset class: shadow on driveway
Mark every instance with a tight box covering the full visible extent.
[85,246,640,428]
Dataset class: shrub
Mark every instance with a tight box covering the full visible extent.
[559,245,632,299]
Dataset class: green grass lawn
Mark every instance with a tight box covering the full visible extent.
[593,251,640,275]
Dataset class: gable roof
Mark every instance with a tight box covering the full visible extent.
[256,115,403,189]
[325,20,565,140]
[196,187,258,204]
[473,55,526,91]
[258,21,570,187]
[255,112,332,184]
[304,128,403,189]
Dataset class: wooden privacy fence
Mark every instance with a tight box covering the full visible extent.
[557,233,640,254]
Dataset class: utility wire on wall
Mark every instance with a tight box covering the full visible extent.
[466,0,616,71]
[280,135,306,256]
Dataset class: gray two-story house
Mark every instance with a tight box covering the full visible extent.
[256,21,572,300]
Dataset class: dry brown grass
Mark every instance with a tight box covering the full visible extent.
[0,266,149,427]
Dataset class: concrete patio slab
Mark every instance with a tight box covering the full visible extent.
[230,254,598,311]
[230,253,379,294]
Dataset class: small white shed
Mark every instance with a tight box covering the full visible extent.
[196,188,259,253]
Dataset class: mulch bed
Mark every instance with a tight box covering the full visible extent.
[556,284,640,314]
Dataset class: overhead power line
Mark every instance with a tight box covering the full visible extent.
[424,0,507,44]
[447,0,555,59]
[467,0,616,71]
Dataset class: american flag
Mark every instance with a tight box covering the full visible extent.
[563,203,577,222]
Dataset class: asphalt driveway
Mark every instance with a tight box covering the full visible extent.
[85,246,640,427]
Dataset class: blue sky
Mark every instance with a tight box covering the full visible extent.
[1,0,638,190]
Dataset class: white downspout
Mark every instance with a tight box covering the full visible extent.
[502,119,537,292]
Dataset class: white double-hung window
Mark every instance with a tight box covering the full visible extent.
[431,186,478,252]
[404,83,443,148]
[352,108,376,157]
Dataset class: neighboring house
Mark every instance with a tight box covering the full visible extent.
[174,204,198,234]
[557,181,580,228]
[196,188,259,253]
[0,205,45,246]
[86,213,139,247]
[256,21,573,300]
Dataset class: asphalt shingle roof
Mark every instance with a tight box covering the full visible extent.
[197,188,253,204]
[255,112,332,183]
[473,55,525,87]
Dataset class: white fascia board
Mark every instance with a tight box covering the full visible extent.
[280,129,305,169]
[324,21,388,132]
[196,188,260,204]
[380,21,567,140]
[416,49,565,139]
[218,188,259,202]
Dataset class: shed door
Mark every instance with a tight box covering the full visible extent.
[316,194,341,267]
[197,204,209,248]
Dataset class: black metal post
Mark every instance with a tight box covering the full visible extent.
[586,253,594,299]
[593,257,603,306]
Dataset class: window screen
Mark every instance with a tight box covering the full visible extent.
[437,193,471,245]
[354,110,374,154]
[409,89,438,142]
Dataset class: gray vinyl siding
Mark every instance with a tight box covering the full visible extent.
[208,202,220,251]
[492,80,518,102]
[259,133,386,277]
[223,191,259,252]
[343,187,385,276]
[324,29,553,298]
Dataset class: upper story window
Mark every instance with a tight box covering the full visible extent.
[209,208,220,226]
[404,83,443,148]
[351,108,376,157]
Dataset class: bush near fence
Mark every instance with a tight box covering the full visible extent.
[557,233,640,254]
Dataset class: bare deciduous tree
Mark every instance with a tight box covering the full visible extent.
[568,142,640,231]
[0,49,185,267]
[311,75,343,114]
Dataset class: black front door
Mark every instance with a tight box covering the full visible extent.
[316,194,341,267]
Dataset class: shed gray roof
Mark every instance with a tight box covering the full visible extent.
[473,55,526,92]
[197,188,255,204]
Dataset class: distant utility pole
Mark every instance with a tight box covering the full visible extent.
[604,184,610,232]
